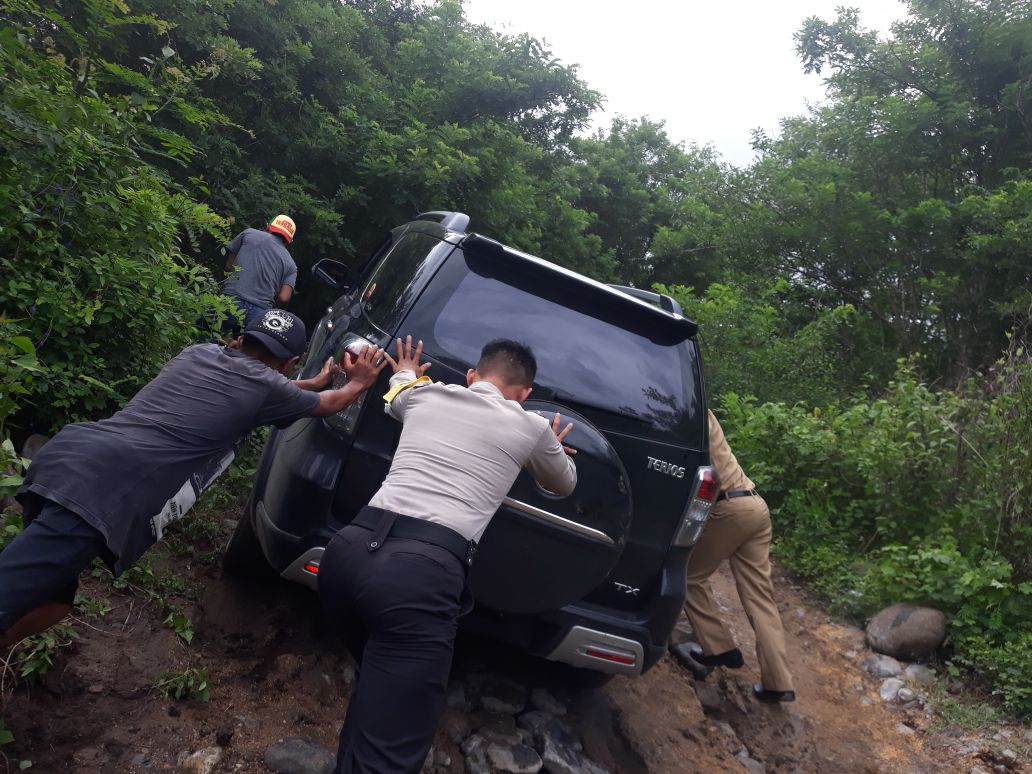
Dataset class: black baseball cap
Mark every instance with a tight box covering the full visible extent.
[243,309,308,359]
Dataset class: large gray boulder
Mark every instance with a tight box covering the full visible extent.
[866,603,946,660]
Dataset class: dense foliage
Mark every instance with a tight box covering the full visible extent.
[0,0,1030,715]
[0,0,233,426]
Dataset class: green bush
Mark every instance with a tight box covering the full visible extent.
[1,319,36,548]
[720,352,1032,717]
[0,2,235,429]
[153,667,209,702]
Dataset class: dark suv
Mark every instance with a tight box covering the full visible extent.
[225,212,717,676]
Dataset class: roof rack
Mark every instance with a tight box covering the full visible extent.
[413,211,470,232]
[607,284,683,315]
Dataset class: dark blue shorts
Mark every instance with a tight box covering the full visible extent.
[0,499,105,635]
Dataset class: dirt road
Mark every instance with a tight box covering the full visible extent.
[599,565,1030,773]
[1,515,1029,773]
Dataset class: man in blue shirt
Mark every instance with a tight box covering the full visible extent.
[223,214,299,331]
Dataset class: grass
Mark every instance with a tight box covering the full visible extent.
[925,682,1006,731]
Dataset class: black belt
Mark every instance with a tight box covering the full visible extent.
[350,506,478,570]
[716,489,758,502]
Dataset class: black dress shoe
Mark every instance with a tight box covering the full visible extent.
[752,683,796,703]
[690,647,745,669]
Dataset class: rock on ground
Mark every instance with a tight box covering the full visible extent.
[517,710,580,751]
[439,708,473,746]
[177,747,223,774]
[486,741,544,773]
[471,673,529,715]
[904,663,936,684]
[866,603,947,660]
[860,653,904,678]
[897,687,916,703]
[461,734,491,774]
[264,737,335,774]
[530,687,567,716]
[540,735,610,774]
[879,678,904,702]
[478,717,523,746]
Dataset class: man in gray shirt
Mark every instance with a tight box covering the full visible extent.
[223,214,299,330]
[1,310,385,650]
[318,336,576,774]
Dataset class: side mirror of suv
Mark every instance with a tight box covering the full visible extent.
[312,258,349,289]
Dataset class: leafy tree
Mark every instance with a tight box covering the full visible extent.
[566,118,725,286]
[752,0,1032,376]
[0,0,232,429]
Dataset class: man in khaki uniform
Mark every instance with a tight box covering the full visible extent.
[682,410,795,703]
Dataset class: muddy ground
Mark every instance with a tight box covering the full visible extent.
[2,506,1030,773]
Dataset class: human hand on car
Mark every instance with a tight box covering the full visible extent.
[313,356,340,389]
[381,335,432,376]
[550,412,577,456]
[295,355,342,392]
[342,346,387,390]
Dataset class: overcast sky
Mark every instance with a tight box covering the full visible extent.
[462,0,907,166]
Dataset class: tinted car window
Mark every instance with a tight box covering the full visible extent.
[361,232,452,335]
[406,248,703,444]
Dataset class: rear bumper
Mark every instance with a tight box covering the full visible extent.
[253,473,689,677]
[545,626,645,676]
[462,545,689,675]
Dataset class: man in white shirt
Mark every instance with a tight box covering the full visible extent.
[318,336,577,774]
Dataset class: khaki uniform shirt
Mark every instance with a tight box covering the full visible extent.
[369,370,577,542]
[708,410,754,494]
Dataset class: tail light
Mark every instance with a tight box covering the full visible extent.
[323,334,375,435]
[672,466,719,547]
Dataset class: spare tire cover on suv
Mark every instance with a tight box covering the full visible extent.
[469,401,632,614]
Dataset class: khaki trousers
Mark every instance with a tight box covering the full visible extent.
[683,495,794,692]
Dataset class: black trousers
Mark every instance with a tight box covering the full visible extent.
[318,520,472,774]
[0,499,105,635]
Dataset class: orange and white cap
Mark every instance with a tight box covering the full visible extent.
[267,214,296,243]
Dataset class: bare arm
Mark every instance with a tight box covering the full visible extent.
[525,413,578,496]
[275,284,294,307]
[223,251,237,273]
[296,356,338,392]
[310,347,386,417]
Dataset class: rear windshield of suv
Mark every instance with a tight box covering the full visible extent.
[405,246,703,445]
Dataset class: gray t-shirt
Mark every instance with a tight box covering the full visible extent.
[223,228,298,307]
[19,344,319,573]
